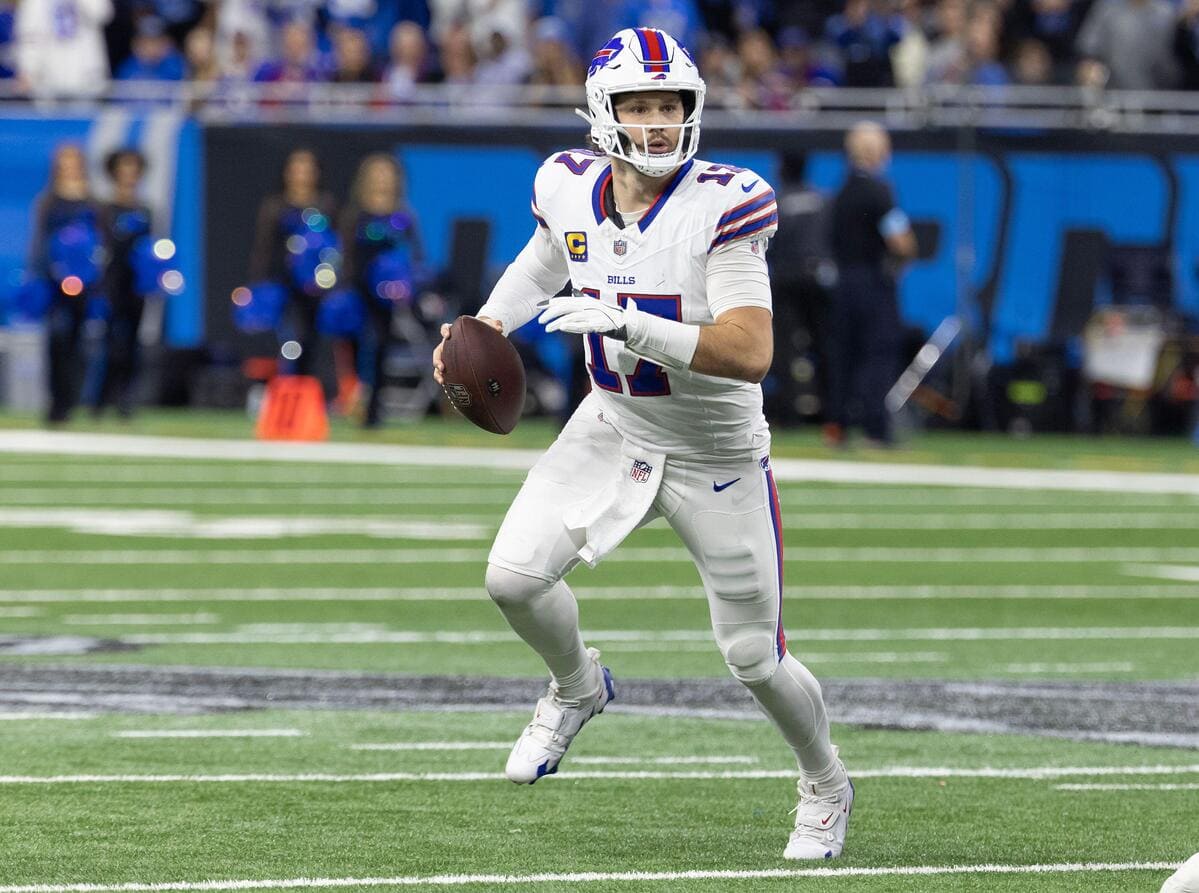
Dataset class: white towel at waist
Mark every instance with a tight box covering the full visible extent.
[563,440,665,568]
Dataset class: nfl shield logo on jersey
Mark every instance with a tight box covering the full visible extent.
[613,239,627,256]
[630,459,653,483]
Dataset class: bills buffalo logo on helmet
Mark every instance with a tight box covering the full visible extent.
[589,36,624,77]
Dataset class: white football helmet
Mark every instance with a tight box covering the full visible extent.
[576,28,706,178]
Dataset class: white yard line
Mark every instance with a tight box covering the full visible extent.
[350,742,512,751]
[1126,564,1199,582]
[1,765,1196,784]
[0,489,513,506]
[110,626,1199,646]
[0,465,523,484]
[0,584,1193,603]
[0,862,1180,892]
[0,712,96,721]
[1001,662,1137,674]
[8,547,1199,565]
[0,607,42,617]
[597,644,949,663]
[569,756,758,765]
[1056,783,1199,791]
[61,614,220,626]
[778,512,1199,529]
[112,730,304,739]
[2,430,1197,494]
[0,509,492,540]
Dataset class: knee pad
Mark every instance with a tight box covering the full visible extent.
[720,630,780,686]
[484,563,553,609]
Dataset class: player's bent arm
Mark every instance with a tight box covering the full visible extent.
[690,238,775,383]
[690,307,774,383]
[476,227,569,336]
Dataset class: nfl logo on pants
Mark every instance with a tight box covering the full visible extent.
[630,459,653,483]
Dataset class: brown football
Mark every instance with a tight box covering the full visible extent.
[440,315,526,435]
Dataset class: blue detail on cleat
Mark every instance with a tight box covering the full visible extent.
[601,665,616,703]
[533,759,555,781]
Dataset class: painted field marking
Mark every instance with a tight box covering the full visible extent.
[111,626,1199,646]
[0,607,42,617]
[0,509,492,540]
[570,756,758,765]
[0,465,524,484]
[0,584,1194,603]
[350,742,512,751]
[0,712,96,721]
[0,861,1182,892]
[9,547,1199,565]
[1,765,1196,784]
[1127,564,1199,582]
[4,430,1199,494]
[0,488,514,506]
[598,643,950,663]
[112,730,305,739]
[61,613,221,626]
[1057,783,1199,791]
[1002,662,1137,674]
[778,512,1199,529]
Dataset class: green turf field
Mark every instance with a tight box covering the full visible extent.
[0,422,1196,892]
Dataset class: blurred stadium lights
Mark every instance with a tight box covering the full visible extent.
[5,82,1199,133]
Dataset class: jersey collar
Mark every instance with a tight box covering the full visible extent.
[591,159,694,232]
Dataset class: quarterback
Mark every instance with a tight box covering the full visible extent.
[433,26,853,859]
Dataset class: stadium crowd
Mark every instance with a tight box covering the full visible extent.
[3,0,1199,104]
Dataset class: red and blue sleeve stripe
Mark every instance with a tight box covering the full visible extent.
[710,211,779,252]
[717,189,776,230]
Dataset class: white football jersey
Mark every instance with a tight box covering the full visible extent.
[531,149,779,455]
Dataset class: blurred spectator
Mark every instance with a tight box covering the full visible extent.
[428,0,525,51]
[890,0,930,87]
[614,0,702,50]
[213,0,271,75]
[249,148,339,387]
[963,2,1010,84]
[252,18,326,83]
[697,32,742,95]
[0,0,16,79]
[382,19,431,98]
[15,0,112,97]
[736,27,792,108]
[29,143,105,423]
[472,19,530,88]
[925,0,967,83]
[340,153,424,427]
[825,0,903,87]
[527,15,583,96]
[1176,0,1199,89]
[330,23,379,81]
[1075,0,1179,89]
[94,148,152,419]
[538,0,619,62]
[1011,35,1053,83]
[825,121,916,448]
[116,16,185,80]
[1003,0,1088,79]
[183,25,219,82]
[437,21,475,84]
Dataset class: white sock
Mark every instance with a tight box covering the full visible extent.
[489,575,597,703]
[746,653,843,782]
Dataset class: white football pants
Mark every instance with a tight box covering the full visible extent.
[486,394,839,778]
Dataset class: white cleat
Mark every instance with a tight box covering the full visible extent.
[504,648,615,784]
[1162,853,1199,893]
[783,767,854,860]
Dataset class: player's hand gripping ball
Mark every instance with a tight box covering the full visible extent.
[436,316,525,434]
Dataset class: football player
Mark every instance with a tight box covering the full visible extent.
[433,27,853,860]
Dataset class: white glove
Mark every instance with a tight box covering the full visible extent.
[538,296,638,339]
